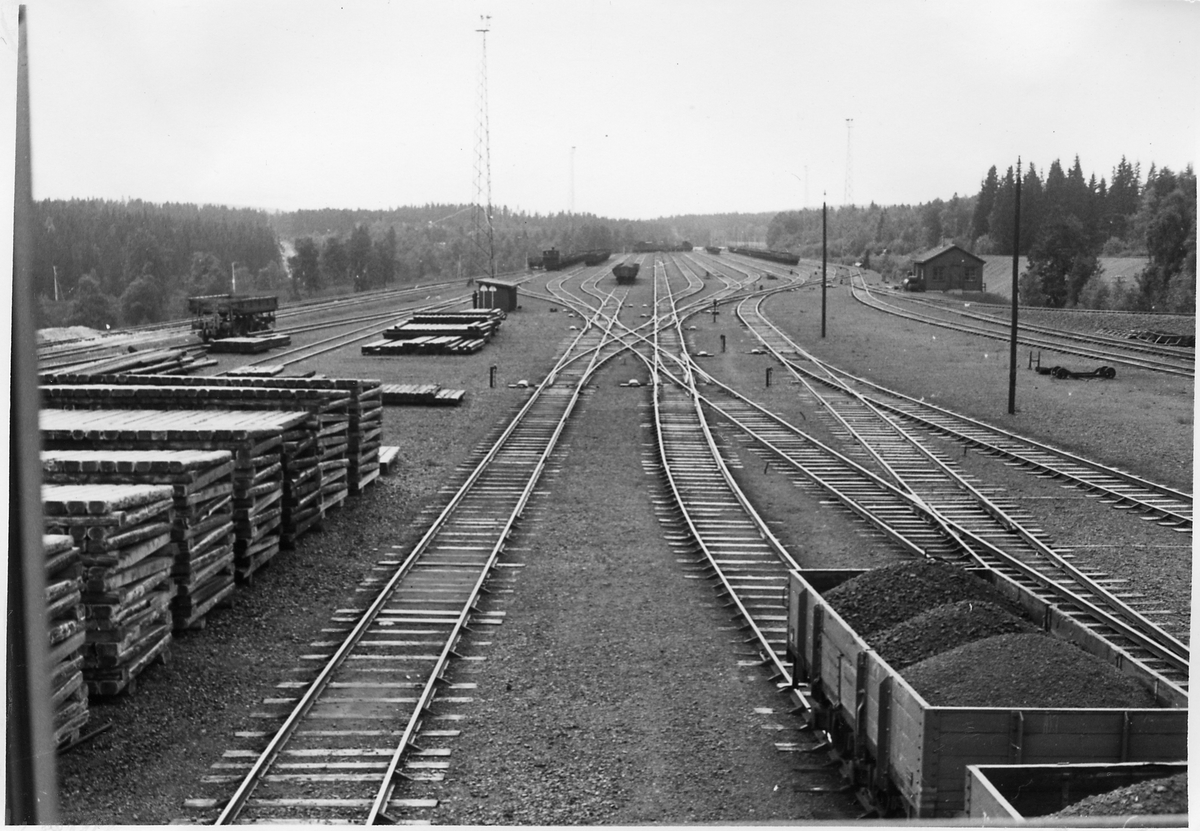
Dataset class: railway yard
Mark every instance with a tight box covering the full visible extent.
[41,251,1193,824]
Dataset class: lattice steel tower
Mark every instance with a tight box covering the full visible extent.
[844,118,854,207]
[472,16,496,281]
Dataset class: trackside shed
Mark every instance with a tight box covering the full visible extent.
[911,244,985,292]
[475,278,520,313]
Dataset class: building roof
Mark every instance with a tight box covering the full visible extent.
[911,244,985,265]
[477,277,522,289]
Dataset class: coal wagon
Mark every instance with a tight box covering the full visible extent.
[785,568,1187,818]
[612,262,640,285]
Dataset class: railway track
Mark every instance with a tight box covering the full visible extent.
[662,287,1191,696]
[169,252,1186,823]
[184,294,625,824]
[36,280,471,373]
[582,254,1191,702]
[851,277,1195,377]
[739,294,1193,529]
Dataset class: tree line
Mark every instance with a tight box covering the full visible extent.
[277,206,777,299]
[35,199,284,330]
[766,157,1195,313]
[31,159,1195,330]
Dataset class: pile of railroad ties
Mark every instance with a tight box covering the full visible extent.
[361,309,504,356]
[36,371,390,735]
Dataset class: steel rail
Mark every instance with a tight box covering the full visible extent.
[725,295,1190,692]
[240,296,472,369]
[648,265,799,680]
[891,290,1195,361]
[743,294,1193,526]
[851,277,1194,377]
[685,365,1189,698]
[210,295,624,824]
[365,293,627,824]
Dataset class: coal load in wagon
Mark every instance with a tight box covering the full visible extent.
[869,600,1039,670]
[44,534,89,745]
[41,449,237,631]
[823,560,1015,636]
[43,483,177,696]
[903,632,1159,709]
[1051,772,1188,818]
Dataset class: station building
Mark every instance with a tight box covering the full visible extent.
[911,244,986,292]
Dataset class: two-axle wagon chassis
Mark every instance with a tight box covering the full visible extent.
[187,294,278,342]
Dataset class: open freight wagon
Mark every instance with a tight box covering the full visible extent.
[187,294,278,342]
[785,569,1188,818]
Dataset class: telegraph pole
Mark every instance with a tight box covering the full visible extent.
[1008,158,1021,415]
[821,197,827,338]
[844,119,853,207]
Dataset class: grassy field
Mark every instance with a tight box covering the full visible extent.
[981,254,1148,299]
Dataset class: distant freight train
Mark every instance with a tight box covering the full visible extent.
[537,247,612,270]
[727,245,800,266]
[632,240,692,253]
[705,246,721,255]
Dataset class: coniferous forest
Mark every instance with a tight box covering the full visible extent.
[32,156,1196,330]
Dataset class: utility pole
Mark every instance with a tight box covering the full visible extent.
[1008,157,1021,415]
[569,146,575,214]
[844,119,853,207]
[822,197,827,338]
[472,15,496,282]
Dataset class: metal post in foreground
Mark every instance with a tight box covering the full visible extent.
[1008,158,1021,415]
[8,7,60,823]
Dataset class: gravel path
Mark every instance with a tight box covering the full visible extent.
[408,379,856,824]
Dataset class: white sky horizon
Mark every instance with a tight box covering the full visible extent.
[19,0,1200,221]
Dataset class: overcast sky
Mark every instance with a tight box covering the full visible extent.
[22,0,1200,220]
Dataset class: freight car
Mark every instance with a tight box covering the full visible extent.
[187,294,278,342]
[540,247,611,271]
[785,568,1187,818]
[583,249,612,266]
[632,240,693,253]
[612,262,640,284]
[705,246,721,255]
[727,245,801,266]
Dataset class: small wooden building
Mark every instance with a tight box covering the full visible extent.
[475,278,520,313]
[911,244,985,292]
